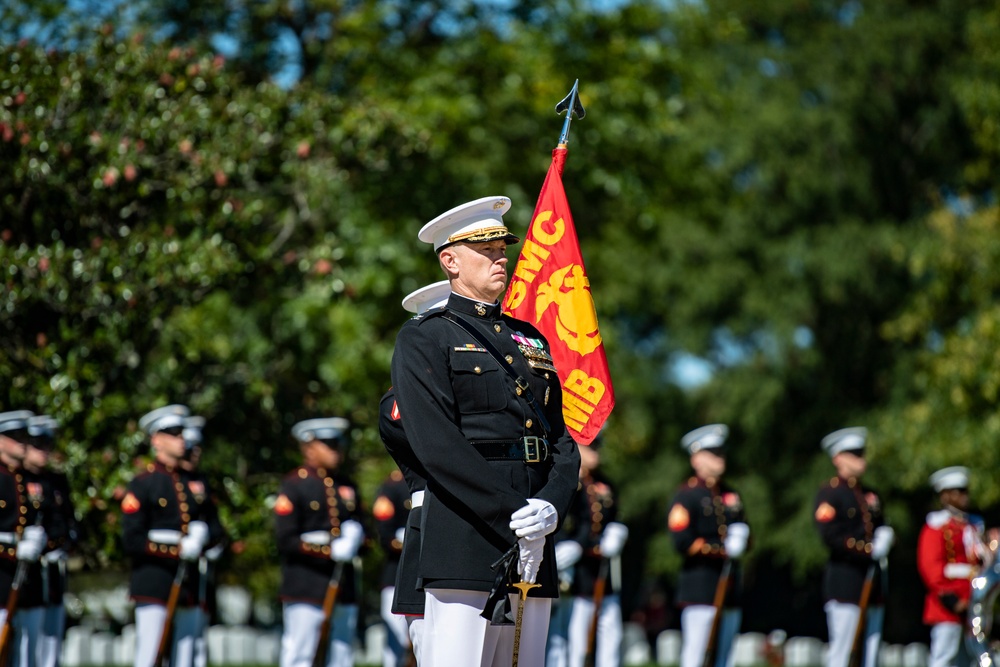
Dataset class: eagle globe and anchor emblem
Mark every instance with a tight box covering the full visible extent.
[533,263,602,356]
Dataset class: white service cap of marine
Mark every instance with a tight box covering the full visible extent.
[929,466,969,492]
[820,427,867,457]
[418,196,520,252]
[680,424,729,454]
[183,415,206,448]
[292,417,350,446]
[0,411,35,437]
[402,280,452,315]
[138,404,190,435]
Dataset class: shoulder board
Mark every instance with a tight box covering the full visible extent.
[926,509,950,529]
[413,306,447,323]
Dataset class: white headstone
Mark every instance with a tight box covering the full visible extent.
[622,622,652,665]
[88,632,115,666]
[785,636,824,667]
[62,625,91,667]
[656,629,683,666]
[902,642,929,667]
[734,632,766,666]
[255,631,282,665]
[217,585,253,626]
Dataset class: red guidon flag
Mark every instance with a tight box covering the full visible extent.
[503,147,614,445]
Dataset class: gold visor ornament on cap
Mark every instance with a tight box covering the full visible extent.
[418,195,521,251]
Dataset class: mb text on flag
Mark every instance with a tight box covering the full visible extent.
[503,147,614,445]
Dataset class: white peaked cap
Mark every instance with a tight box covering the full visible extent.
[929,466,969,492]
[680,424,729,454]
[402,281,452,315]
[418,196,519,251]
[138,404,190,435]
[821,427,868,457]
[0,411,35,435]
[292,417,350,444]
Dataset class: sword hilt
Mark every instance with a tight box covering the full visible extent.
[513,580,541,601]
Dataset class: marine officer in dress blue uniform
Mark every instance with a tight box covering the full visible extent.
[122,404,225,667]
[376,280,451,667]
[275,418,366,667]
[667,425,750,667]
[813,427,894,667]
[390,196,581,667]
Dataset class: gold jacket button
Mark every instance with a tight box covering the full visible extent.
[474,366,482,374]
[505,355,513,364]
[525,419,533,428]
[494,324,502,333]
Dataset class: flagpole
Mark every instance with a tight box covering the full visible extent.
[555,80,586,148]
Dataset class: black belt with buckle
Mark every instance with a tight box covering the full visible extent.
[471,436,550,463]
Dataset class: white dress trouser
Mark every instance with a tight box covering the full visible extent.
[567,594,623,667]
[38,604,65,667]
[545,597,572,667]
[824,601,883,667]
[134,603,202,667]
[2,607,44,667]
[422,588,551,667]
[680,605,742,667]
[380,587,411,667]
[406,615,424,665]
[280,602,358,667]
[929,622,973,667]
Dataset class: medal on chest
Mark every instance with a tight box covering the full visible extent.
[511,333,557,372]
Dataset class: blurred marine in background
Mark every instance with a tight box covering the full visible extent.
[26,415,79,667]
[274,418,366,667]
[121,404,225,667]
[0,410,52,667]
[814,427,893,667]
[557,435,628,667]
[668,424,750,667]
[917,466,985,667]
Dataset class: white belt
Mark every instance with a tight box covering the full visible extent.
[147,529,182,545]
[411,491,424,508]
[944,563,974,580]
[300,530,332,546]
[0,532,17,545]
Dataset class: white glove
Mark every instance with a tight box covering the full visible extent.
[600,522,629,558]
[510,499,558,540]
[871,525,895,560]
[724,523,749,559]
[42,548,67,564]
[180,521,209,561]
[517,536,545,584]
[395,527,406,545]
[330,520,364,562]
[555,540,583,571]
[204,543,225,562]
[16,526,47,562]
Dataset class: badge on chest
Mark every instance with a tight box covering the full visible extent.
[512,333,557,373]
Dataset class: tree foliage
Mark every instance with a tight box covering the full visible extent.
[2,0,998,638]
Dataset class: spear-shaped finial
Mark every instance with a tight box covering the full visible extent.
[555,79,586,147]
